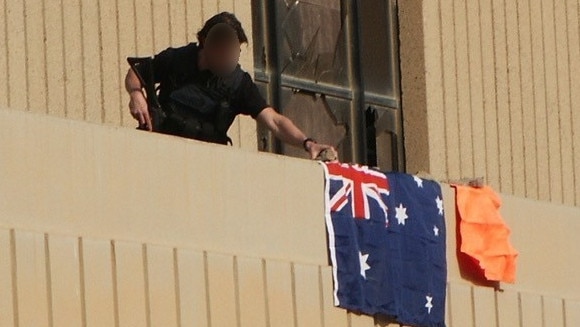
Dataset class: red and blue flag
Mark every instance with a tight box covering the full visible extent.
[322,162,447,327]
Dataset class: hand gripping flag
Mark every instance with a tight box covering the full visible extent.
[322,162,447,327]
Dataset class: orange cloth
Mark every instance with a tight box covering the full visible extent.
[452,185,518,283]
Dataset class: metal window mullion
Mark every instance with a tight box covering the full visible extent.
[345,0,368,164]
[388,0,402,105]
[280,75,354,100]
[262,0,283,154]
[390,0,405,172]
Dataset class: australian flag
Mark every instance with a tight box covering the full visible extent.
[322,162,447,327]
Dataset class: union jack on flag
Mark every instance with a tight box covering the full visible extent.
[326,163,390,220]
[322,162,447,327]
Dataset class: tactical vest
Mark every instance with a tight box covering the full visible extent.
[159,68,244,145]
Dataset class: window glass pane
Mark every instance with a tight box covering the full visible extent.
[279,89,349,159]
[251,0,267,72]
[358,0,396,98]
[276,0,349,87]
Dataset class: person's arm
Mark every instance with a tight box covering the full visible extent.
[256,107,337,159]
[124,68,152,131]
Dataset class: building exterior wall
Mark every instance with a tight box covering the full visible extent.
[2,1,580,325]
[1,108,579,326]
[399,0,580,207]
[4,0,577,207]
[0,0,258,150]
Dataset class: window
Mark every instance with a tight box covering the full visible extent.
[252,0,403,171]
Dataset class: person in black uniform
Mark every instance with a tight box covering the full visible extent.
[125,12,336,159]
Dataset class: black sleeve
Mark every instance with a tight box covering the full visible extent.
[233,73,269,118]
[151,47,176,83]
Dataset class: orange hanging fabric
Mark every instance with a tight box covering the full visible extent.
[452,184,518,284]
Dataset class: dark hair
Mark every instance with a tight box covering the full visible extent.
[197,12,248,47]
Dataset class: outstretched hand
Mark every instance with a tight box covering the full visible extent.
[307,142,338,161]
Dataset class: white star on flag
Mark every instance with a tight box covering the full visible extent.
[433,225,439,236]
[359,252,371,279]
[425,295,433,314]
[413,175,424,188]
[435,196,444,215]
[395,203,409,225]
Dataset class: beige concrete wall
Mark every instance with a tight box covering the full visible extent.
[400,0,580,208]
[1,108,580,326]
[0,0,258,150]
[5,0,578,207]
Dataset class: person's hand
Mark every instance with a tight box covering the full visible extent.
[128,90,152,131]
[306,141,338,161]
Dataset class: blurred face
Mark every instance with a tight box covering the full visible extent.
[203,24,241,76]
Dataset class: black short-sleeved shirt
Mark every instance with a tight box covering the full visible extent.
[152,43,268,119]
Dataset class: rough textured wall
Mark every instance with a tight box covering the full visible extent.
[0,0,258,149]
[2,108,580,326]
[400,0,580,207]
